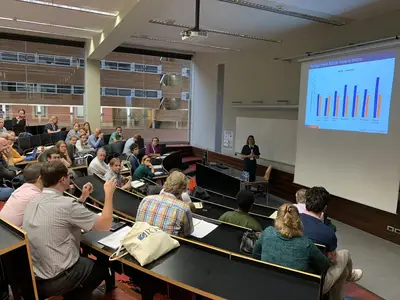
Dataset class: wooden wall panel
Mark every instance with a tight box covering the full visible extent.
[104,52,159,65]
[0,92,83,105]
[100,97,160,108]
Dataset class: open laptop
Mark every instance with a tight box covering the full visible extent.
[24,147,38,161]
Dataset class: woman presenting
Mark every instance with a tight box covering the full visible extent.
[241,135,260,182]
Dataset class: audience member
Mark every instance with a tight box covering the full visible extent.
[11,109,26,135]
[133,155,155,180]
[123,134,141,155]
[6,131,26,164]
[45,148,60,162]
[104,158,131,190]
[252,204,330,274]
[67,135,78,161]
[301,187,363,299]
[66,122,80,143]
[45,116,60,134]
[76,134,95,153]
[109,126,123,144]
[126,143,140,174]
[22,161,117,299]
[0,133,16,200]
[294,188,307,214]
[219,190,263,231]
[145,137,161,157]
[88,128,104,150]
[136,171,193,237]
[87,148,109,178]
[83,122,92,137]
[55,141,72,168]
[0,163,43,226]
[0,119,7,132]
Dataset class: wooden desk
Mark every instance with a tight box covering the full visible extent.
[15,160,38,166]
[0,219,38,300]
[81,230,322,300]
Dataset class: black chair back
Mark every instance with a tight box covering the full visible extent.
[29,135,41,148]
[4,120,12,130]
[103,134,111,145]
[50,132,63,144]
[159,143,167,155]
[40,133,52,146]
[17,137,31,151]
[137,138,145,150]
[111,141,126,157]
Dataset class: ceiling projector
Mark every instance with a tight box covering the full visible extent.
[181,29,208,42]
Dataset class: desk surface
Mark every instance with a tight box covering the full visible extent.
[82,231,320,300]
[0,222,24,254]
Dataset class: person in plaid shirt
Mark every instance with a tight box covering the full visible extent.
[136,171,194,237]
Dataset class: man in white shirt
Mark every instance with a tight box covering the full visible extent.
[87,148,109,178]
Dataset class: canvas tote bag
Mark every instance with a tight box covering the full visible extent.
[109,222,180,266]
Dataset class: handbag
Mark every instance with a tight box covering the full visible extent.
[240,230,262,255]
[109,222,180,266]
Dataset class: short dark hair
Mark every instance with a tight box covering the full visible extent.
[18,109,25,114]
[305,187,330,213]
[46,147,57,159]
[130,143,139,151]
[23,163,43,183]
[41,161,68,187]
[236,190,254,213]
[116,126,122,130]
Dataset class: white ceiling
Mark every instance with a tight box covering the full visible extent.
[0,0,400,55]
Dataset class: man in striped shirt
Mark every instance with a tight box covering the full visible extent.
[136,171,194,237]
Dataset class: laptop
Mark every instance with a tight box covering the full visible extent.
[24,147,38,161]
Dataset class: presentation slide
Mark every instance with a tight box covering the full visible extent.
[305,51,396,134]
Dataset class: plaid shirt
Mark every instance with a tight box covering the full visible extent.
[136,191,194,237]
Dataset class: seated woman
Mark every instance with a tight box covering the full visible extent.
[145,137,161,157]
[253,203,330,274]
[104,158,131,190]
[65,122,80,143]
[66,135,79,162]
[87,148,109,178]
[83,122,92,138]
[133,155,155,180]
[6,131,26,164]
[44,116,60,134]
[55,140,72,168]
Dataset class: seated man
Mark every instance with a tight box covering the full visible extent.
[0,163,43,227]
[46,148,60,162]
[88,128,104,150]
[123,134,141,155]
[301,187,363,299]
[104,158,131,190]
[136,171,193,237]
[87,148,109,178]
[294,188,307,214]
[126,143,140,176]
[145,137,161,157]
[109,126,123,144]
[76,134,95,153]
[22,161,117,299]
[0,133,17,201]
[219,190,263,231]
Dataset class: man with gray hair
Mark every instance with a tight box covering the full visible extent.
[136,171,193,237]
[87,128,104,150]
[87,147,109,178]
[0,119,7,132]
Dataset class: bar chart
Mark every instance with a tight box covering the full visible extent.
[305,51,396,134]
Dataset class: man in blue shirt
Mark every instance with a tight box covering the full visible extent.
[301,187,363,300]
[123,134,141,155]
[88,128,104,150]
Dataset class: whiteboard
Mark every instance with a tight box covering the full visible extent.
[235,117,297,165]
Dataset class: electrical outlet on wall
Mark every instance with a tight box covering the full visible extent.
[395,228,400,235]
[387,225,395,232]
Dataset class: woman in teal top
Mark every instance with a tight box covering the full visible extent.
[253,203,331,274]
[133,155,155,180]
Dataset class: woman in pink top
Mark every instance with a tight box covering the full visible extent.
[0,163,43,227]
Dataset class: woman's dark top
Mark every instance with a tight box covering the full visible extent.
[241,144,260,169]
[44,123,58,133]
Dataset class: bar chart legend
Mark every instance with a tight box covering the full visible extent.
[305,52,396,134]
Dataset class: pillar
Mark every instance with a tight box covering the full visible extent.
[84,59,101,129]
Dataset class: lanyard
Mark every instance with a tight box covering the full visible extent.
[152,145,156,153]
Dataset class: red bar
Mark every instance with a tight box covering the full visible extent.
[377,94,382,118]
[355,95,359,116]
[345,95,349,117]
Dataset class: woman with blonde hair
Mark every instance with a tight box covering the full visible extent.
[253,203,330,274]
[55,140,72,168]
[44,116,60,134]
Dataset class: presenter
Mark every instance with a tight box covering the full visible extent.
[241,135,260,182]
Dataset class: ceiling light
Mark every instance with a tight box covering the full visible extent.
[149,20,281,43]
[16,0,118,17]
[130,34,241,51]
[0,25,91,38]
[217,0,346,26]
[0,16,102,33]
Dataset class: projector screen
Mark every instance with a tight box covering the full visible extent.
[305,51,396,134]
[295,48,400,213]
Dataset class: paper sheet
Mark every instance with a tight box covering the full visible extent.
[153,165,163,170]
[154,171,164,176]
[98,226,131,250]
[191,218,218,238]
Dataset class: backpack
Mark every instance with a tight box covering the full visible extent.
[240,231,262,255]
[192,186,210,200]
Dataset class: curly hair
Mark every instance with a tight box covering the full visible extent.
[275,204,303,238]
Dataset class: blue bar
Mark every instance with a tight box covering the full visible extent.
[342,85,347,117]
[352,85,357,117]
[324,98,328,116]
[362,89,367,118]
[373,77,380,118]
[317,94,320,116]
[333,91,338,116]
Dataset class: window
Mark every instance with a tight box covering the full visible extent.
[144,65,159,74]
[79,59,85,68]
[133,63,145,73]
[57,85,72,94]
[55,56,71,66]
[133,89,146,98]
[73,86,84,95]
[118,62,131,71]
[1,51,18,62]
[1,82,16,92]
[118,89,132,97]
[74,106,85,117]
[33,106,48,118]
[103,61,118,70]
[16,82,27,92]
[18,53,36,63]
[182,67,190,77]
[181,92,190,100]
[104,88,118,96]
[40,84,56,94]
[38,54,55,65]
[145,90,160,99]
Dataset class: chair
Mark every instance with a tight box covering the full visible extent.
[50,132,63,144]
[40,133,52,146]
[103,134,111,145]
[29,135,41,148]
[4,120,12,130]
[159,143,167,155]
[17,137,31,151]
[111,141,126,157]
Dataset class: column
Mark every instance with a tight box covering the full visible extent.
[84,58,101,129]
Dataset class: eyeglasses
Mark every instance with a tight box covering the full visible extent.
[145,159,151,162]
